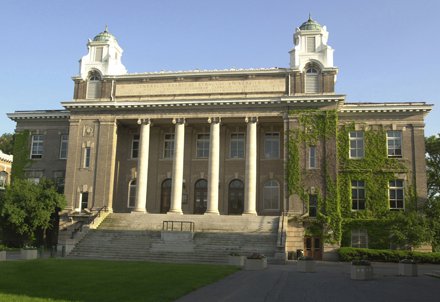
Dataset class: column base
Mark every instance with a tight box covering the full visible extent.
[204,211,220,215]
[131,209,147,213]
[167,210,183,215]
[242,212,258,216]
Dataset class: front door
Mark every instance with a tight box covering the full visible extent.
[228,179,244,215]
[304,237,322,260]
[160,179,172,213]
[194,179,207,214]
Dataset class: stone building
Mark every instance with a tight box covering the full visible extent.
[0,150,13,189]
[7,17,432,260]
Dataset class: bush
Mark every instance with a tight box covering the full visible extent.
[338,247,440,264]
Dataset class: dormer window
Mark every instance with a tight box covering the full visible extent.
[94,47,103,62]
[307,36,316,52]
[86,70,102,99]
[305,65,320,93]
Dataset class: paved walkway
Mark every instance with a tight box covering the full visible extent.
[176,261,440,302]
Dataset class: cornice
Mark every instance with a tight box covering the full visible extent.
[7,110,70,121]
[341,102,433,113]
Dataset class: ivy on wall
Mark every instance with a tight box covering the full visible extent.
[287,112,416,246]
[10,131,31,181]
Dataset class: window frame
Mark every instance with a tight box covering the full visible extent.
[131,134,140,159]
[230,132,245,159]
[30,134,44,159]
[349,131,364,159]
[308,194,318,218]
[84,147,91,168]
[0,171,7,189]
[308,145,317,169]
[128,179,137,208]
[59,134,68,159]
[389,180,404,210]
[306,36,316,52]
[196,133,210,159]
[387,130,402,158]
[264,132,280,159]
[351,180,366,210]
[305,67,319,93]
[163,133,175,159]
[351,229,368,248]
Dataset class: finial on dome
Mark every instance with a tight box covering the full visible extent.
[105,25,108,32]
[308,13,312,21]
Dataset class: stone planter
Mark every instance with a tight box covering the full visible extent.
[244,258,267,270]
[0,251,6,261]
[228,255,246,267]
[398,263,418,276]
[351,265,374,280]
[297,259,316,272]
[21,249,38,260]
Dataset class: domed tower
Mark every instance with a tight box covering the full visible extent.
[79,26,127,81]
[289,16,338,94]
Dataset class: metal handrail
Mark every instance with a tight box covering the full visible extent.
[70,206,108,238]
[162,220,195,232]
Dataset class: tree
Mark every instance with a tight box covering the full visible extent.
[0,133,13,155]
[424,196,440,252]
[388,211,433,250]
[425,135,440,198]
[0,178,66,247]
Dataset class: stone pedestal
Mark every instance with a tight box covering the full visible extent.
[21,249,38,260]
[0,251,6,261]
[228,255,246,267]
[245,257,267,270]
[398,263,418,276]
[351,265,374,280]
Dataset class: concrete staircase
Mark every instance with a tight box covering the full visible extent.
[67,213,280,264]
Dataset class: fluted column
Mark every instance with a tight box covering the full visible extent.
[133,119,151,212]
[244,117,258,215]
[169,118,185,214]
[205,117,221,215]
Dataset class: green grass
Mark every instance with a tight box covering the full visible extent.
[0,259,239,302]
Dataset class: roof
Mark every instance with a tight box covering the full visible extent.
[299,16,322,31]
[93,26,117,42]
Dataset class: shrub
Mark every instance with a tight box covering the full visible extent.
[338,247,440,264]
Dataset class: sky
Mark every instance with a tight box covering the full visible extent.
[0,0,438,137]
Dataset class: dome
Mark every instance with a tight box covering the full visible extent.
[299,16,322,31]
[93,26,117,42]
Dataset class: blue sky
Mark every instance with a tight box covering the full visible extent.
[0,0,438,136]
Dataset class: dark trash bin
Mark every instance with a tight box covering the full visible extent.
[296,249,304,259]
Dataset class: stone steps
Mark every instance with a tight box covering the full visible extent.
[68,213,280,263]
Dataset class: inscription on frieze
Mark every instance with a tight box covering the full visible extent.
[115,79,285,97]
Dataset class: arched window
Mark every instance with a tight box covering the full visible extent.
[86,70,102,99]
[128,179,136,208]
[305,65,320,93]
[160,178,172,213]
[263,180,280,210]
[228,179,244,215]
[0,171,8,189]
[194,179,208,214]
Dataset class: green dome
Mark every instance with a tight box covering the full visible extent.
[299,16,322,31]
[93,26,117,42]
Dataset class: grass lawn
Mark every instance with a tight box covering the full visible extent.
[0,259,239,302]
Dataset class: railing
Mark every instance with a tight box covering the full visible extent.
[277,212,287,248]
[162,221,195,232]
[70,206,108,239]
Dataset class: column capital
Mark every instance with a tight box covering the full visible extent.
[172,118,186,125]
[137,118,151,125]
[245,116,258,124]
[208,117,221,124]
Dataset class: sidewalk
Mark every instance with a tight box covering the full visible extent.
[176,261,440,302]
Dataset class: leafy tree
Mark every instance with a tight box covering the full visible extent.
[426,135,440,198]
[388,211,433,250]
[0,133,13,155]
[0,178,66,247]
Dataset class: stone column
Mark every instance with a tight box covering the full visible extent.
[169,118,185,214]
[205,117,221,215]
[133,119,151,212]
[244,117,258,215]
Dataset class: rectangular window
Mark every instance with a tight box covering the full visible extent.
[0,172,7,189]
[131,134,140,159]
[387,131,402,158]
[230,133,245,158]
[81,192,89,210]
[351,180,366,210]
[59,134,68,159]
[196,133,210,158]
[351,229,368,248]
[389,180,404,210]
[349,131,364,159]
[84,147,91,168]
[95,47,103,62]
[264,132,280,159]
[309,146,317,169]
[307,36,316,52]
[309,194,317,217]
[31,135,44,159]
[163,134,175,159]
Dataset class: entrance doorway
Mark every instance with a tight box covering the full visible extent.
[81,192,89,211]
[160,178,172,213]
[228,179,244,215]
[304,236,322,260]
[194,179,207,214]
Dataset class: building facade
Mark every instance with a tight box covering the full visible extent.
[8,18,432,257]
[0,150,13,189]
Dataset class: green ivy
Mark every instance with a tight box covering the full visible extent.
[11,130,31,182]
